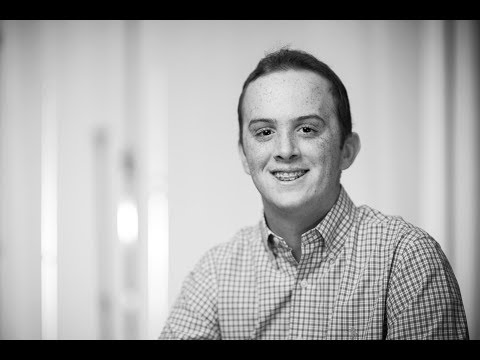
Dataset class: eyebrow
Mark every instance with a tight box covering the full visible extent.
[293,114,325,123]
[247,114,325,129]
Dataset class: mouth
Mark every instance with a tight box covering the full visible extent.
[271,170,309,182]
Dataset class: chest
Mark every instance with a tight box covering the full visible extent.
[217,248,389,340]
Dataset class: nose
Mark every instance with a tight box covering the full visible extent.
[274,131,299,161]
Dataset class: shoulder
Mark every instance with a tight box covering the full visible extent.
[354,204,436,253]
[389,229,452,281]
[353,206,456,288]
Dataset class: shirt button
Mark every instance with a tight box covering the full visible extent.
[300,279,309,289]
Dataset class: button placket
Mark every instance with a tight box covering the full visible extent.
[300,279,309,289]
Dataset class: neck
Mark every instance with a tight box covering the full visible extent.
[263,185,341,261]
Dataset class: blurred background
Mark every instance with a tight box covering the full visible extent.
[0,20,478,340]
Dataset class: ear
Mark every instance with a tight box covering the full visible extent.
[340,132,361,170]
[238,141,251,175]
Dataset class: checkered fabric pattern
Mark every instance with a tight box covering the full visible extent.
[159,187,469,340]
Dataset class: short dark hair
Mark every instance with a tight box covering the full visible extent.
[237,48,352,147]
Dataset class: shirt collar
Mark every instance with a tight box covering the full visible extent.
[260,214,277,252]
[260,186,356,259]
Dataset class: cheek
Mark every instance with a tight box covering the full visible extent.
[305,140,341,172]
[251,154,269,173]
[245,148,268,173]
[244,143,270,172]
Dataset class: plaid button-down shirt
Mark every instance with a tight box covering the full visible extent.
[160,187,469,340]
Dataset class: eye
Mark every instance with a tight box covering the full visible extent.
[298,126,317,135]
[255,128,274,138]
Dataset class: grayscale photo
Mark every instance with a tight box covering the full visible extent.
[0,20,478,340]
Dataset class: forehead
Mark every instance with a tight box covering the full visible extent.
[242,69,334,121]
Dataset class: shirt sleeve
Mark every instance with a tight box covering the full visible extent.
[159,248,221,340]
[385,234,469,339]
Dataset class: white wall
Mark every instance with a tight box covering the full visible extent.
[0,20,43,339]
[0,20,169,339]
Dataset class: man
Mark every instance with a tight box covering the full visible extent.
[160,48,469,340]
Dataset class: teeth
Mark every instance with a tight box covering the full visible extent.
[273,171,307,181]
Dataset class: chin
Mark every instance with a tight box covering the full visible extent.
[268,195,310,212]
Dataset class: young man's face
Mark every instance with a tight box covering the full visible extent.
[239,69,354,215]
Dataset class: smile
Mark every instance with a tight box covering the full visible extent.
[271,170,308,182]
